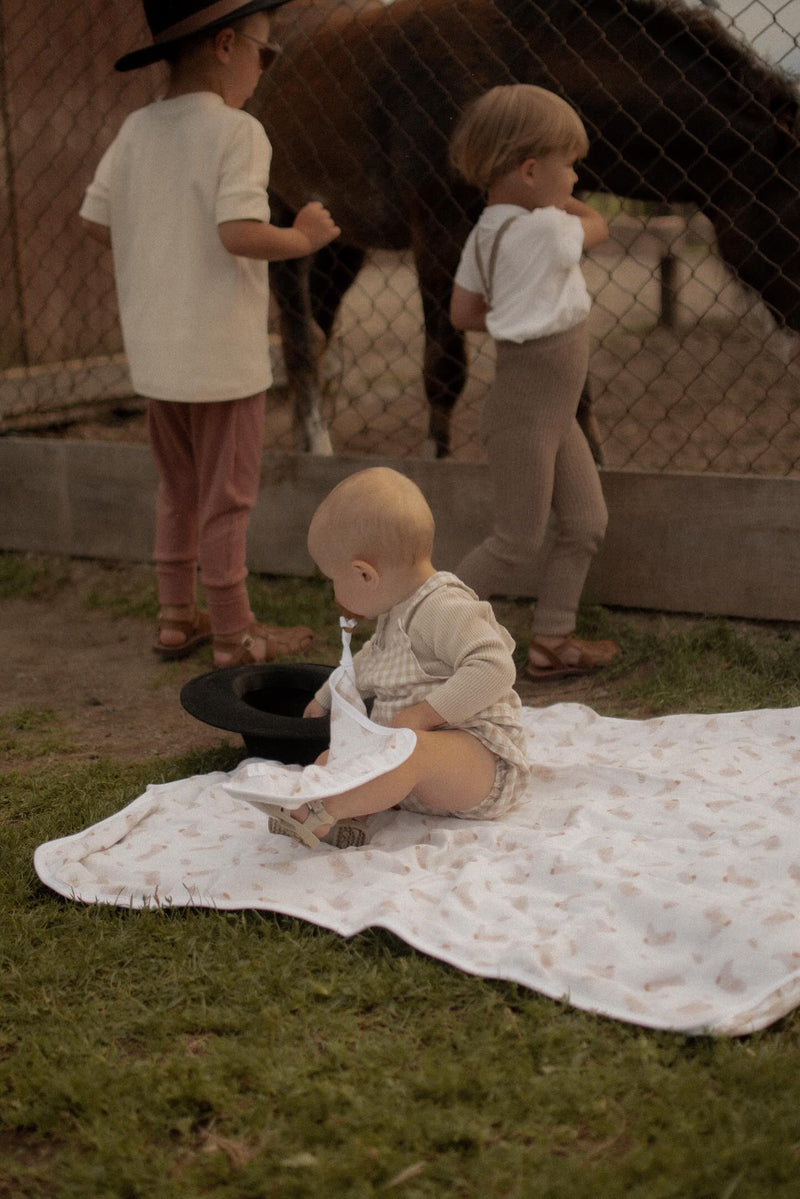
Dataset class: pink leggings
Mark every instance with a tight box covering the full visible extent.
[147,394,265,638]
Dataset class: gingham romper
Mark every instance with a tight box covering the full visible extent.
[348,572,530,819]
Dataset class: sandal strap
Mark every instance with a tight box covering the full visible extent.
[528,637,572,671]
[253,623,315,654]
[154,608,212,658]
[566,637,619,667]
[158,613,204,637]
[529,635,618,670]
[304,799,337,828]
[214,622,315,667]
[268,799,337,850]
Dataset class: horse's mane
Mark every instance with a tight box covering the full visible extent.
[497,0,799,122]
[629,0,799,119]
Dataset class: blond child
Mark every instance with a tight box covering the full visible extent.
[449,84,619,679]
[80,0,340,667]
[263,467,530,849]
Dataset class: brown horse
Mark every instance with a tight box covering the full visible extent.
[254,0,800,455]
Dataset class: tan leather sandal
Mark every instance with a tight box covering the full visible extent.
[153,608,212,660]
[265,799,370,850]
[213,621,315,668]
[526,635,620,680]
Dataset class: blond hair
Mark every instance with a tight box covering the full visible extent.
[449,84,589,192]
[308,468,435,570]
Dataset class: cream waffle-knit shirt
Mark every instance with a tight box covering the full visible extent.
[316,572,530,780]
[80,92,272,402]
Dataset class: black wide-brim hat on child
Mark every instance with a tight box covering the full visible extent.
[115,0,294,71]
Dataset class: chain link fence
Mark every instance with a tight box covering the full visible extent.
[2,0,799,476]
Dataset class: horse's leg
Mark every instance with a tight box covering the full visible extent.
[308,243,366,340]
[411,230,467,459]
[577,379,603,465]
[268,196,333,455]
[422,310,466,459]
[414,277,601,463]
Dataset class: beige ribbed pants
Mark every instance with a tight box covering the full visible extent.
[456,322,607,637]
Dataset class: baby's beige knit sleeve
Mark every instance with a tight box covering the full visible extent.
[411,589,517,725]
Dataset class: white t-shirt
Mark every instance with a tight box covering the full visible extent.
[454,203,590,343]
[80,92,273,402]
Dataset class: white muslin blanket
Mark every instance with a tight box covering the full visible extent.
[34,692,800,1036]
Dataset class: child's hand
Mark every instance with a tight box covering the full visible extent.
[561,197,609,250]
[450,284,488,332]
[303,698,328,719]
[293,202,341,253]
[389,701,445,732]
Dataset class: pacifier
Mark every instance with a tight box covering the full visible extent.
[336,603,362,622]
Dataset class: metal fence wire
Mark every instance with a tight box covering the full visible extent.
[1,0,799,476]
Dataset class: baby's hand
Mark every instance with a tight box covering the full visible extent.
[293,201,340,253]
[303,698,328,719]
[388,700,445,732]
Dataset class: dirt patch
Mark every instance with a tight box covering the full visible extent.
[2,558,605,770]
[1,560,240,767]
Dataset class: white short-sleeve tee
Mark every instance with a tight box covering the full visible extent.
[80,93,273,402]
[454,203,590,343]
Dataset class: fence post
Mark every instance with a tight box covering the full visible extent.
[0,4,26,367]
[658,251,678,330]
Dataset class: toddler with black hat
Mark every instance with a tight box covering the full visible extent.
[81,0,340,667]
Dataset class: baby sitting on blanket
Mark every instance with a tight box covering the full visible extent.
[263,466,530,849]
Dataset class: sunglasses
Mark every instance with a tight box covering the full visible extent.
[237,31,281,71]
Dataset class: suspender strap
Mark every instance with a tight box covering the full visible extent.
[473,215,520,305]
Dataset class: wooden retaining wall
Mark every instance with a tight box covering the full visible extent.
[1,438,798,621]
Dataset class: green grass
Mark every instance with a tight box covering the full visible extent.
[496,596,800,719]
[0,707,77,761]
[5,755,800,1199]
[0,552,72,600]
[583,609,800,716]
[81,569,159,622]
[3,556,800,1196]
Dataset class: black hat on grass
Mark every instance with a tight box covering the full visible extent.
[115,0,292,71]
[180,662,333,765]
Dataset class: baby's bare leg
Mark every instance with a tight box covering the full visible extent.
[294,730,498,834]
